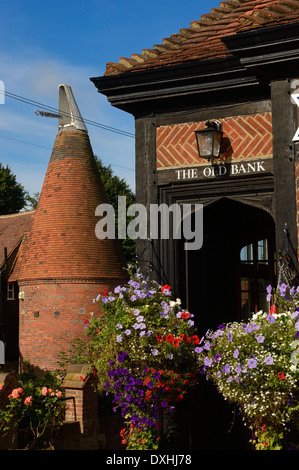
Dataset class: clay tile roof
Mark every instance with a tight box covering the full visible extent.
[103,0,299,76]
[18,129,127,283]
[0,210,35,267]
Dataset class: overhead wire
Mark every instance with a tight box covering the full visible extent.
[0,90,135,138]
[0,89,135,172]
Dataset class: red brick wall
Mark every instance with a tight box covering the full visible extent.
[156,112,273,168]
[18,280,118,372]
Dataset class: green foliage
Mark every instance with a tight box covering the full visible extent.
[95,156,136,264]
[0,163,27,214]
[197,283,299,450]
[25,191,40,210]
[0,363,65,449]
[82,266,200,449]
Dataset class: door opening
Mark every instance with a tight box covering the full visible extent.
[177,197,276,334]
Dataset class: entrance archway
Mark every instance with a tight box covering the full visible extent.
[178,197,276,335]
[173,198,276,449]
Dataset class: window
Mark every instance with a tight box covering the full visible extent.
[240,239,272,320]
[7,282,15,300]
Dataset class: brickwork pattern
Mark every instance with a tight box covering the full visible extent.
[18,281,114,371]
[156,113,273,169]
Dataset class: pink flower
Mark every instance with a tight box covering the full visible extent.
[41,386,48,396]
[24,396,32,406]
[11,388,21,399]
[56,391,62,398]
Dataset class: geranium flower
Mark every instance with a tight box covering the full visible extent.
[161,284,171,294]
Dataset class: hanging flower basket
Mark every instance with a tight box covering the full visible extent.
[196,283,299,450]
[84,267,200,450]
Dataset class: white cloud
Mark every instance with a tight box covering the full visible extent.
[0,52,135,196]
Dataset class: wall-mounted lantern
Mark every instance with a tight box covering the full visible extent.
[194,120,223,161]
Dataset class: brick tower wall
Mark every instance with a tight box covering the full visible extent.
[18,280,119,372]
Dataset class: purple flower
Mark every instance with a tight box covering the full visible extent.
[116,335,122,343]
[151,348,158,356]
[266,285,272,294]
[195,347,203,354]
[204,357,212,367]
[279,283,287,297]
[247,358,257,369]
[223,364,231,374]
[125,329,131,336]
[265,356,274,365]
[267,314,276,324]
[233,349,239,358]
[255,334,265,343]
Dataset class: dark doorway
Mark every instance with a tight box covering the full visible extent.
[174,198,276,450]
[178,197,276,335]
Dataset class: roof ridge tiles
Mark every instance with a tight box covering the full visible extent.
[101,0,299,76]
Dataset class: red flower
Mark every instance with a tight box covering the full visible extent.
[102,289,108,296]
[270,305,277,315]
[166,334,174,343]
[156,335,163,343]
[161,284,171,293]
[173,339,180,348]
[180,312,191,320]
[191,335,200,344]
[278,372,285,380]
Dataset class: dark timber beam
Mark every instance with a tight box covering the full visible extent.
[271,79,298,272]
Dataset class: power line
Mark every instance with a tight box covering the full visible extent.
[0,133,134,172]
[0,90,135,138]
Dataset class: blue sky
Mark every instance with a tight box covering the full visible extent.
[0,0,216,199]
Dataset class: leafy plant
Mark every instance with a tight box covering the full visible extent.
[0,363,65,449]
[83,266,200,449]
[197,283,299,450]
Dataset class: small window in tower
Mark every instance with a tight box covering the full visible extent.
[7,282,15,300]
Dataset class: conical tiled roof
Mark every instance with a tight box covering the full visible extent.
[102,0,299,76]
[18,86,127,282]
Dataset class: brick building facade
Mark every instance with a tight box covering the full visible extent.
[91,0,299,449]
